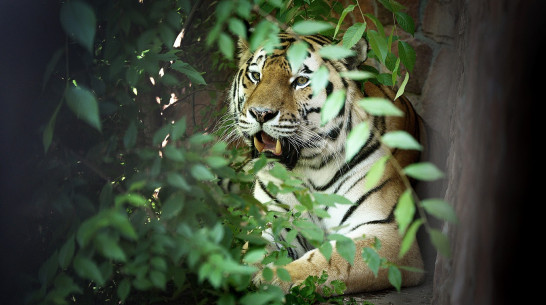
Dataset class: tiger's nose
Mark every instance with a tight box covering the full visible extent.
[249,107,279,123]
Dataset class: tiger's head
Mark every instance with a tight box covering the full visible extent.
[227,32,370,169]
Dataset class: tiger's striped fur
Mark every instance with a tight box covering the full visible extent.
[226,32,424,294]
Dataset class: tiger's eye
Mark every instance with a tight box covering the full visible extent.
[251,72,261,81]
[295,76,309,86]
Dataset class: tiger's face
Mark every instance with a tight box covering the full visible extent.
[228,33,368,169]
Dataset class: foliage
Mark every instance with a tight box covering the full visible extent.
[28,0,457,304]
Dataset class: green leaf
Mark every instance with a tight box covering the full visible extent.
[43,100,63,152]
[361,247,380,277]
[249,20,277,52]
[228,17,247,39]
[404,162,445,181]
[262,267,274,281]
[381,130,422,150]
[219,32,235,60]
[321,89,346,125]
[43,48,64,91]
[367,30,388,63]
[117,278,131,302]
[398,41,416,72]
[376,73,394,86]
[340,70,375,80]
[364,156,389,192]
[191,164,216,181]
[73,255,105,286]
[342,23,366,49]
[277,268,291,282]
[240,292,277,305]
[39,251,59,286]
[378,0,407,13]
[364,13,385,37]
[310,65,329,96]
[171,61,207,85]
[421,199,458,223]
[171,117,187,141]
[123,121,137,149]
[388,265,402,291]
[167,173,191,191]
[345,122,370,162]
[399,219,423,258]
[60,0,96,53]
[162,192,184,219]
[65,85,101,131]
[429,229,451,258]
[358,97,404,116]
[319,45,356,60]
[313,193,353,206]
[206,156,229,168]
[287,40,309,72]
[394,189,415,235]
[150,270,167,290]
[329,234,355,265]
[95,232,126,262]
[58,235,75,270]
[244,249,266,264]
[334,4,356,38]
[395,11,415,35]
[114,193,148,208]
[292,20,333,35]
[395,71,410,100]
[319,241,333,261]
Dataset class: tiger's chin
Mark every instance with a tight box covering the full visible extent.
[251,131,300,169]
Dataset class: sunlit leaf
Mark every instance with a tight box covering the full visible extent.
[404,162,445,181]
[276,268,291,282]
[329,234,355,265]
[399,219,423,258]
[358,97,404,116]
[421,199,458,223]
[340,70,375,80]
[381,130,422,150]
[293,20,333,35]
[394,189,414,235]
[319,45,356,60]
[342,23,366,49]
[60,0,96,53]
[368,30,388,63]
[364,156,389,191]
[345,122,370,162]
[311,65,329,96]
[319,241,333,261]
[388,265,402,291]
[287,40,309,72]
[320,89,346,125]
[362,247,380,277]
[244,249,266,264]
[334,4,356,38]
[228,17,247,39]
[395,71,410,100]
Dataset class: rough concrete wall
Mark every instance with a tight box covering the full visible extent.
[358,1,541,304]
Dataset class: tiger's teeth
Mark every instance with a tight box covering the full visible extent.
[275,139,282,155]
[254,136,264,152]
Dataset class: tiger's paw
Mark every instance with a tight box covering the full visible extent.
[252,267,304,294]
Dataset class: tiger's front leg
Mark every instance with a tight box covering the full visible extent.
[254,223,424,294]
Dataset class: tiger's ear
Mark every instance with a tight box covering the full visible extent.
[345,38,368,70]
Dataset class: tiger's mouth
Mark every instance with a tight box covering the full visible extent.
[252,131,299,169]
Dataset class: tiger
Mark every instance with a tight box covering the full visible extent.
[225,31,425,294]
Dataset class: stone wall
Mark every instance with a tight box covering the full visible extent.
[352,1,542,304]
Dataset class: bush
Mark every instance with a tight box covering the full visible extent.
[27,1,455,304]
